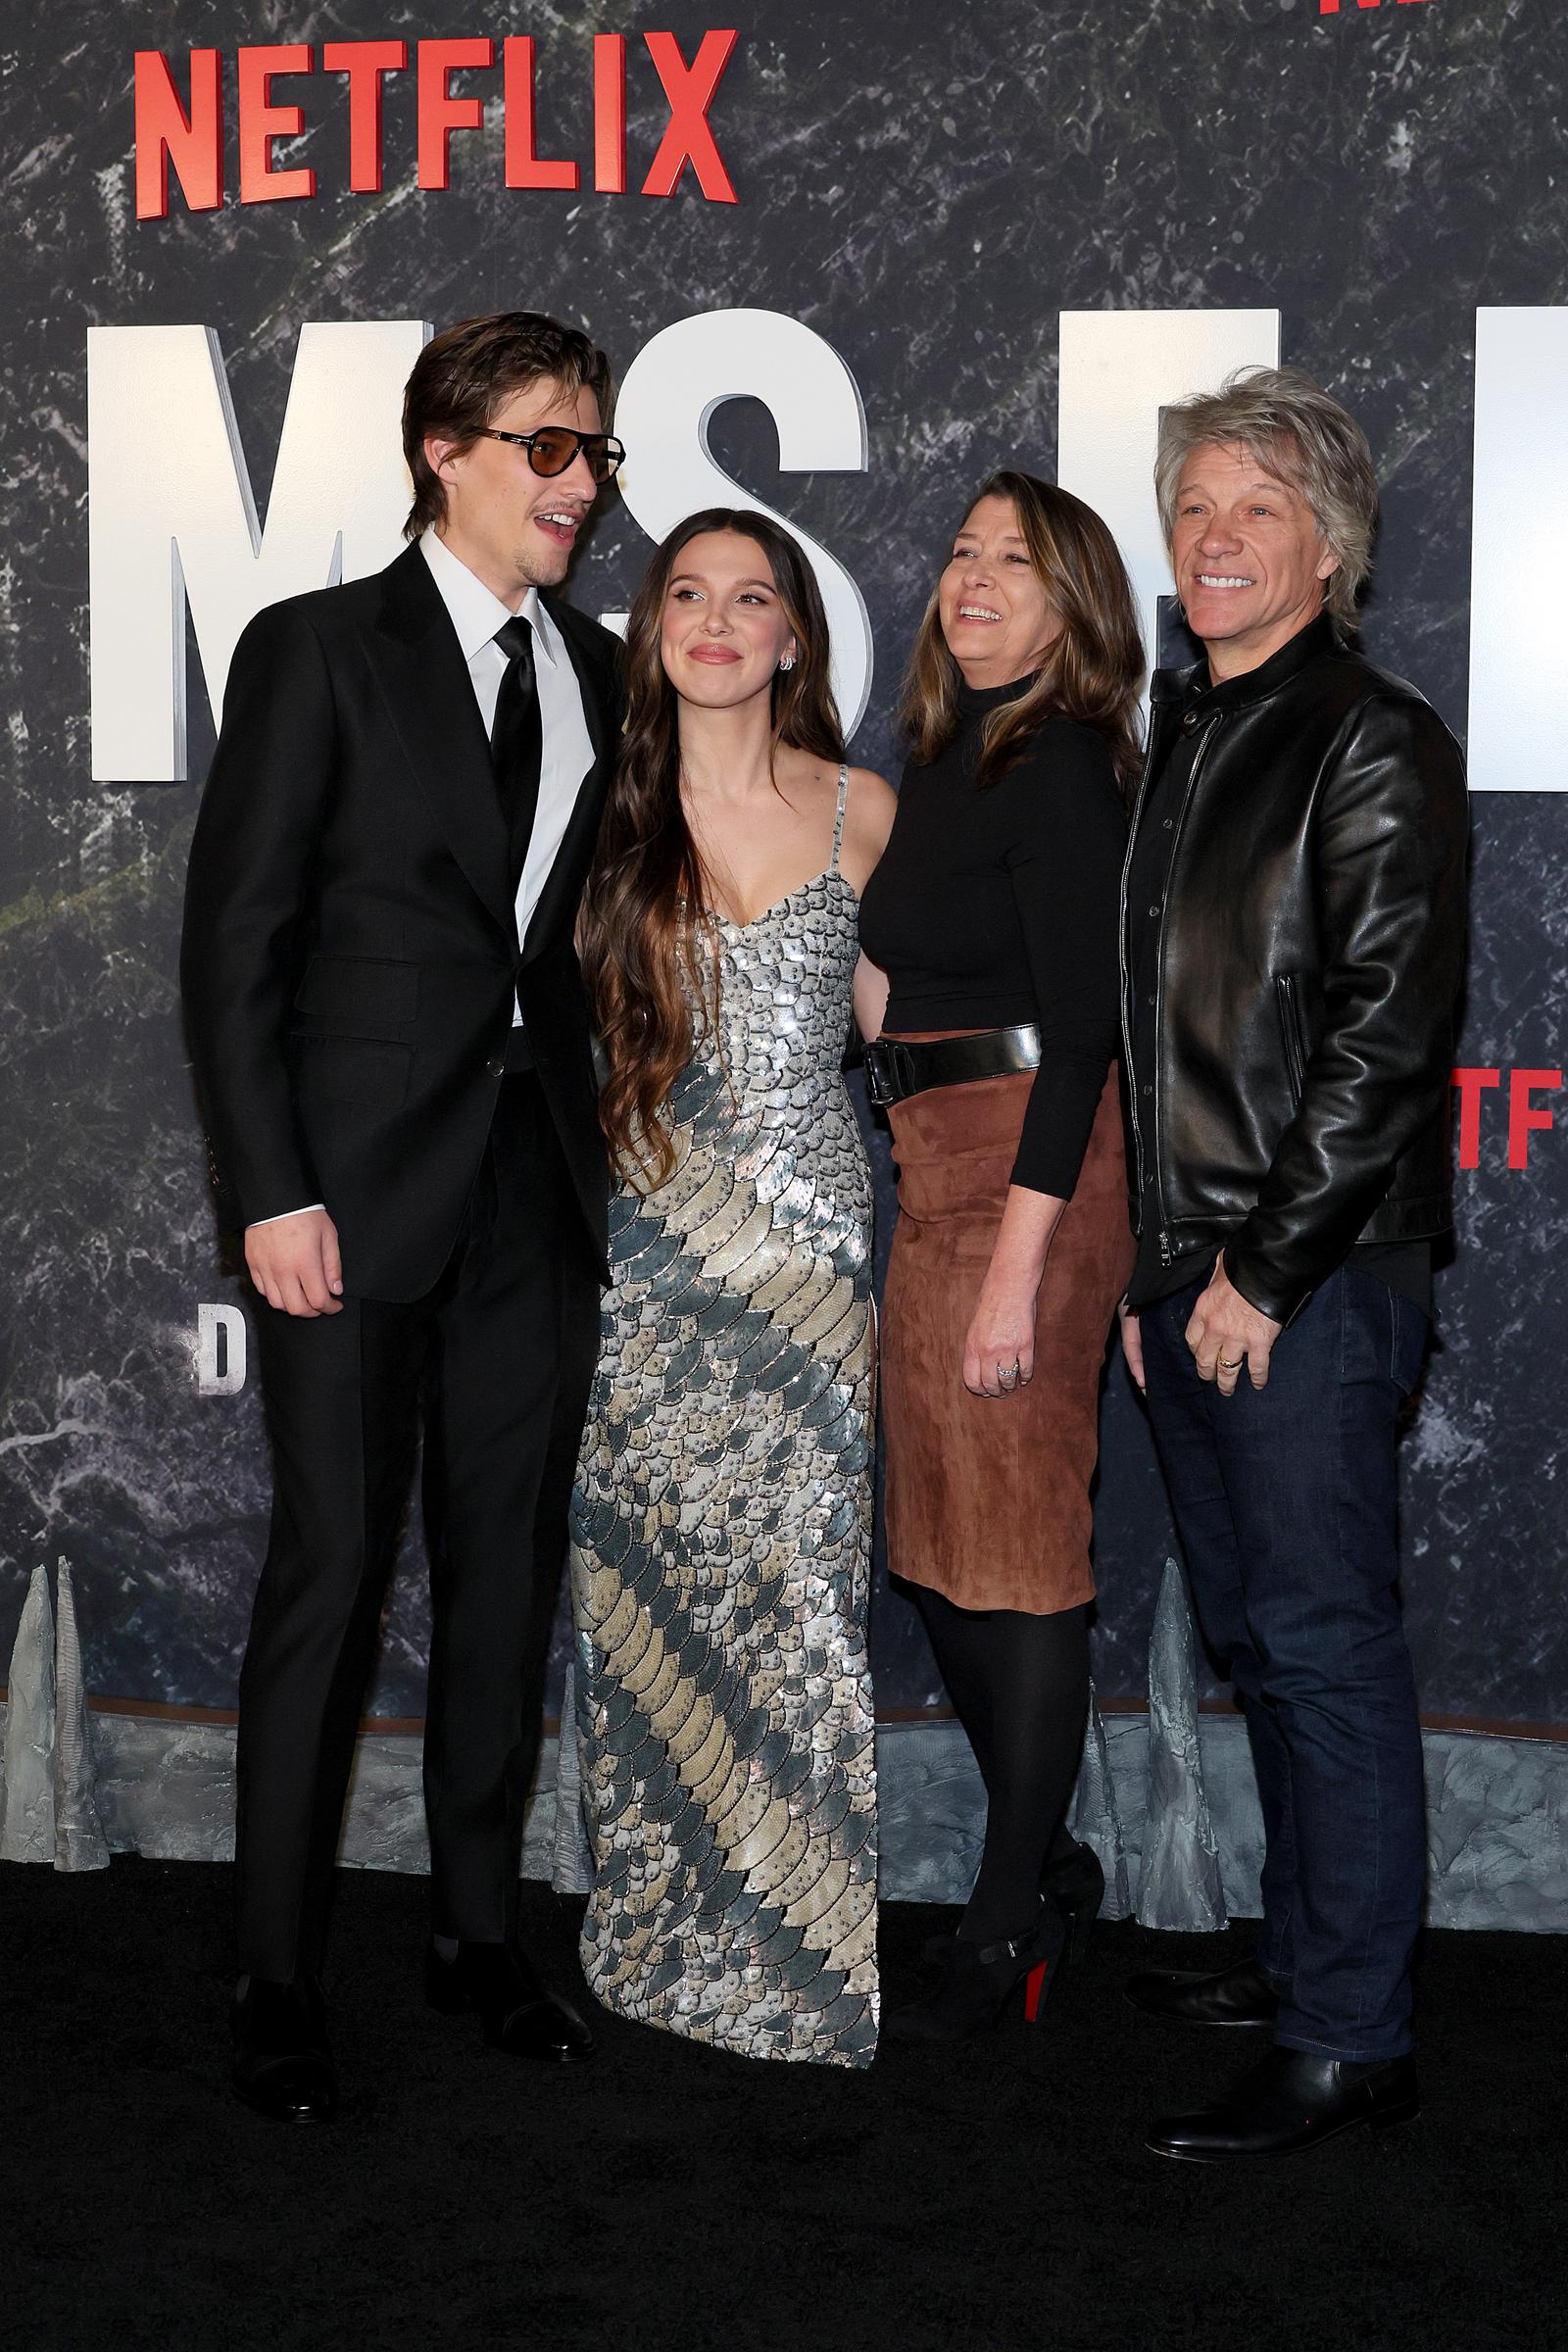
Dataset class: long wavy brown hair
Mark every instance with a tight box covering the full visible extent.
[900,470,1144,797]
[579,509,844,1187]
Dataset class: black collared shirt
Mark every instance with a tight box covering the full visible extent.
[1124,627,1432,1316]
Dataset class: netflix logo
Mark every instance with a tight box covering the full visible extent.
[1451,1066,1562,1172]
[133,30,740,220]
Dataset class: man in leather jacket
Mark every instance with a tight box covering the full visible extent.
[1116,368,1469,2162]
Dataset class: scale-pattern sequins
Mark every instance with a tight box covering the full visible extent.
[569,868,879,2065]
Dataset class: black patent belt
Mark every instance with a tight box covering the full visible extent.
[863,1023,1042,1108]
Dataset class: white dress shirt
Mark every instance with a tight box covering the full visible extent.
[251,533,596,1229]
[418,527,596,968]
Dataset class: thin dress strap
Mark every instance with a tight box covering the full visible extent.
[829,762,851,874]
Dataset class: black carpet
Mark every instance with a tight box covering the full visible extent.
[5,1859,1563,2352]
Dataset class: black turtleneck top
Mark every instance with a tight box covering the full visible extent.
[858,677,1128,1199]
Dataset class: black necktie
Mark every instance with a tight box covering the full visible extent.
[490,614,542,894]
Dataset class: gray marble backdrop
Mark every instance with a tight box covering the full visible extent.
[1,0,1564,1725]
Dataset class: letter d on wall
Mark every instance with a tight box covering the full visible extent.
[612,310,872,733]
[196,1304,247,1396]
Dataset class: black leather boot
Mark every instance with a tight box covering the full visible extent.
[425,1939,596,2063]
[1124,1954,1280,2026]
[1147,2044,1420,2161]
[231,1976,336,2123]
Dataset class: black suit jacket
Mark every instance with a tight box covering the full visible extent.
[180,541,622,1300]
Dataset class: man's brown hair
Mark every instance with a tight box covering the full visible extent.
[401,311,614,539]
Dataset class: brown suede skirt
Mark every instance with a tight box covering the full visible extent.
[880,1047,1134,1617]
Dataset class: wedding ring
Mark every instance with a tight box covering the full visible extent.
[1218,1355,1244,1370]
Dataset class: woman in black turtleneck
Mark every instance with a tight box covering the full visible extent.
[858,470,1144,2040]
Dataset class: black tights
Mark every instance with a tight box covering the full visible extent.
[917,1589,1090,1945]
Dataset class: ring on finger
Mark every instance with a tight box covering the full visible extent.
[1218,1354,1244,1371]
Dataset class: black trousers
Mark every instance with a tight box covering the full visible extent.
[234,1073,601,1981]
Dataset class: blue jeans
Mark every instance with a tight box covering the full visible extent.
[1140,1264,1429,2062]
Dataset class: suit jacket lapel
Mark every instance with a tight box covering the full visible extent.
[519,596,618,963]
[546,594,615,772]
[362,544,514,940]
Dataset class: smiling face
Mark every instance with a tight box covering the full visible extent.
[427,374,603,606]
[1171,440,1340,679]
[937,495,1062,688]
[659,530,797,711]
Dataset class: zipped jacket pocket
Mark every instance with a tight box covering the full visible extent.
[1274,973,1307,1102]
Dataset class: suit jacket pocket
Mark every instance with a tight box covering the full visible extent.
[293,954,419,1037]
[291,1034,412,1114]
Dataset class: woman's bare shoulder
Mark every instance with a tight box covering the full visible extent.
[844,764,898,842]
[773,743,848,804]
[838,765,898,890]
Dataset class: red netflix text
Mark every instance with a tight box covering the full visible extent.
[133,31,740,220]
[1450,1067,1562,1172]
[1319,1,1431,15]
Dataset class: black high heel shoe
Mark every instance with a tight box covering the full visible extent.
[1041,1837,1104,1970]
[920,1838,1105,1974]
[887,1901,1066,2043]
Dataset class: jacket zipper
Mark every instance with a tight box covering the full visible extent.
[1118,756,1154,1219]
[1274,972,1307,1101]
[1122,714,1218,1264]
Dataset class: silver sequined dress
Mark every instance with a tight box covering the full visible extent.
[569,772,879,2066]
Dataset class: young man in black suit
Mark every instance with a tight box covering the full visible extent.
[181,312,625,2121]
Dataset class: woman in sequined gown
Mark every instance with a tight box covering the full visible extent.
[570,510,896,2065]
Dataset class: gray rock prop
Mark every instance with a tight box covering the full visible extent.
[1138,1555,1227,1931]
[1067,1680,1133,1920]
[53,1562,110,1871]
[550,1652,593,1895]
[0,1564,58,1863]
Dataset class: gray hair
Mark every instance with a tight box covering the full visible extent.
[1154,366,1379,627]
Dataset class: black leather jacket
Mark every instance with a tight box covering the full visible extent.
[1120,614,1469,1326]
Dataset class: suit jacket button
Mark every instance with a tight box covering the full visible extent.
[486,1057,506,1077]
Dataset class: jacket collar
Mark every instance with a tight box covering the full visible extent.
[1151,612,1343,715]
[418,529,563,671]
[536,590,613,774]
[361,544,616,951]
[362,543,514,938]
[515,593,616,963]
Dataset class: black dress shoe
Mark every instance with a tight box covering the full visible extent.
[425,1938,596,2063]
[1147,2045,1420,2162]
[1124,1955,1280,2027]
[231,1976,336,2124]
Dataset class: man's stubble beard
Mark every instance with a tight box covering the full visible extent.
[515,536,574,593]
